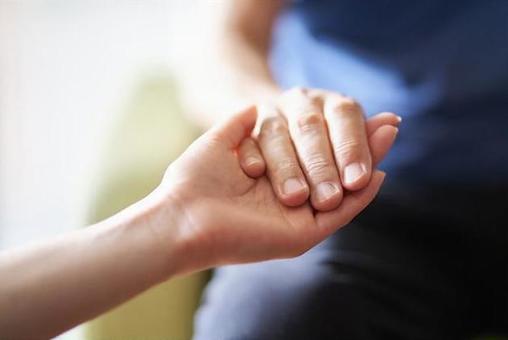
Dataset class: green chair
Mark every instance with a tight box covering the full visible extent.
[83,73,208,340]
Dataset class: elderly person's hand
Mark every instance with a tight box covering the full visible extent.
[237,88,401,211]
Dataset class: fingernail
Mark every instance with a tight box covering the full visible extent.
[316,182,340,202]
[344,163,367,185]
[282,178,306,196]
[397,115,403,123]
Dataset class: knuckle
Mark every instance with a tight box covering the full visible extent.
[333,139,363,161]
[330,98,363,117]
[260,116,287,137]
[340,97,362,113]
[296,111,323,133]
[304,153,332,177]
[273,157,299,177]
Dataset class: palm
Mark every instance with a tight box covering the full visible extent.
[237,173,316,231]
[171,144,353,265]
[165,107,387,266]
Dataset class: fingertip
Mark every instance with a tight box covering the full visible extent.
[315,170,386,233]
[341,162,371,191]
[376,111,401,123]
[283,196,309,207]
[214,105,259,149]
[238,136,266,177]
[278,178,310,207]
[372,169,387,187]
[279,190,310,207]
[310,182,343,212]
[366,112,402,136]
[242,158,266,178]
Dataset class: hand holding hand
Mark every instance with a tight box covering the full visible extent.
[0,104,398,339]
[237,88,401,211]
[156,105,397,274]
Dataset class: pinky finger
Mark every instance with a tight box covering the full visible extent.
[238,137,266,178]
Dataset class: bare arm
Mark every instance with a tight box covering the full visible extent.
[0,107,397,338]
[0,192,182,339]
[178,0,283,127]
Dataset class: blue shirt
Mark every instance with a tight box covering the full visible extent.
[270,0,508,185]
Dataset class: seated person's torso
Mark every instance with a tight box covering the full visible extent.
[271,0,508,186]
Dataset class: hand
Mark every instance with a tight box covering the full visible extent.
[155,106,397,274]
[0,105,397,339]
[237,88,401,212]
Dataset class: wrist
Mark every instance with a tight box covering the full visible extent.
[239,79,280,105]
[137,185,200,277]
[104,187,190,282]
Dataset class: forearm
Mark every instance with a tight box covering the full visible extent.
[0,190,182,339]
[180,32,278,129]
[179,0,283,128]
[219,31,279,99]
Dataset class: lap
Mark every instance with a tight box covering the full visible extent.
[193,185,508,339]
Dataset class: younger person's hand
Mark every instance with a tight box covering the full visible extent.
[153,106,397,275]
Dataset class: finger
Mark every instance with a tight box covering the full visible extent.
[238,137,266,178]
[366,112,401,135]
[258,104,309,206]
[323,95,371,191]
[308,88,401,136]
[315,170,386,236]
[211,105,257,149]
[280,88,343,212]
[369,125,399,167]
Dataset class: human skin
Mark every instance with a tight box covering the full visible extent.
[179,0,398,213]
[0,106,398,339]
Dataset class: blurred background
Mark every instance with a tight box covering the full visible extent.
[2,2,507,340]
[0,0,189,247]
[0,1,216,339]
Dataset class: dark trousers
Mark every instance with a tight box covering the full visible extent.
[193,183,508,339]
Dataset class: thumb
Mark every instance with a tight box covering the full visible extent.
[208,106,258,149]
